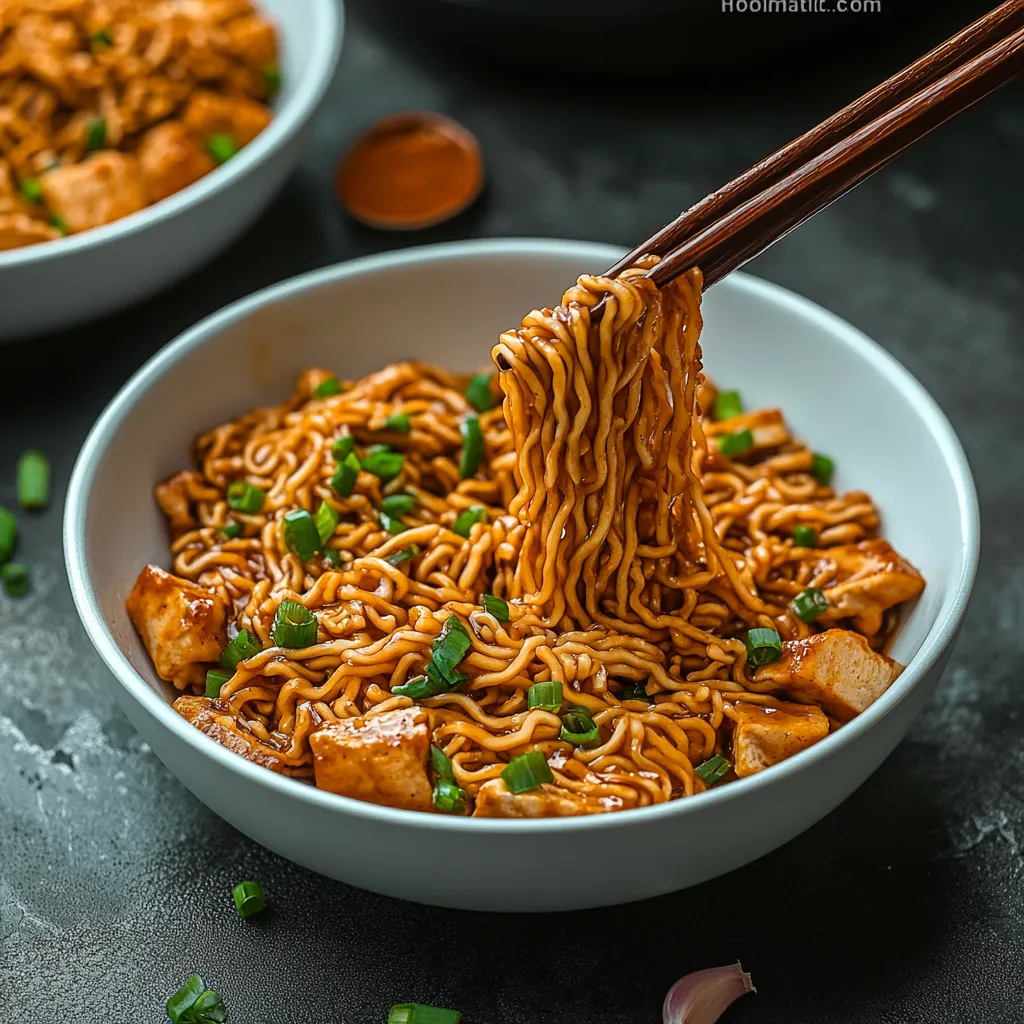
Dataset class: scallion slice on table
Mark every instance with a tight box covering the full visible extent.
[226,480,265,513]
[383,413,411,433]
[205,668,232,698]
[389,1005,462,1024]
[315,500,340,545]
[717,428,754,458]
[792,524,817,548]
[744,627,783,667]
[282,508,319,561]
[452,506,486,538]
[433,779,468,814]
[811,452,834,485]
[391,675,442,700]
[459,415,484,478]
[559,706,600,747]
[791,587,828,623]
[206,132,238,164]
[361,446,404,481]
[386,544,421,567]
[481,593,509,621]
[713,389,743,421]
[430,616,472,684]
[1,562,29,597]
[166,974,226,1024]
[272,599,317,649]
[313,375,342,398]
[17,450,49,509]
[501,750,553,794]
[85,116,106,152]
[331,452,361,496]
[464,372,495,412]
[695,754,732,786]
[0,507,16,564]
[380,493,416,517]
[332,434,355,460]
[220,629,260,669]
[527,681,562,712]
[232,880,266,918]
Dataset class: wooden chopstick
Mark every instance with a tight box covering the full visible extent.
[605,0,1024,280]
[650,23,1024,291]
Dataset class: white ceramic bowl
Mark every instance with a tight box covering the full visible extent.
[65,239,979,912]
[0,0,343,341]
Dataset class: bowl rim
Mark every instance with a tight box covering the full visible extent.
[0,0,343,271]
[64,237,981,834]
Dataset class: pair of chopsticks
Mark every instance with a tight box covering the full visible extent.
[606,0,1024,292]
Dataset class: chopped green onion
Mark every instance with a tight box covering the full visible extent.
[792,587,828,623]
[315,500,339,546]
[745,626,783,667]
[386,544,421,567]
[361,447,404,481]
[206,133,238,164]
[282,508,319,561]
[717,428,754,458]
[465,372,495,412]
[380,511,407,534]
[713,389,743,421]
[618,681,651,702]
[792,525,818,548]
[481,593,509,621]
[92,27,114,47]
[226,480,265,513]
[452,505,486,538]
[502,750,553,794]
[388,1005,462,1024]
[220,629,260,669]
[17,450,49,509]
[811,452,834,485]
[425,662,468,692]
[331,452,361,497]
[527,681,562,712]
[19,177,42,203]
[332,434,355,460]
[431,744,454,779]
[383,413,411,434]
[49,213,69,235]
[219,521,242,540]
[459,415,484,478]
[261,61,281,94]
[232,880,266,918]
[433,779,468,814]
[380,493,416,517]
[429,616,472,685]
[166,974,226,1024]
[1,562,29,597]
[205,668,232,698]
[0,507,15,564]
[323,548,344,568]
[560,706,600,747]
[695,754,732,786]
[272,599,317,649]
[85,116,106,152]
[391,674,442,700]
[313,375,342,398]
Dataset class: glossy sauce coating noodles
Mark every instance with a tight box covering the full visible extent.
[127,262,925,816]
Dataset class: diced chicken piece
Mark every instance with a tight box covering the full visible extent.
[182,89,272,147]
[755,627,902,722]
[137,121,215,202]
[727,700,830,778]
[0,211,59,249]
[223,15,278,68]
[472,778,617,818]
[708,407,790,452]
[126,564,228,689]
[310,708,434,812]
[818,539,925,635]
[40,152,146,233]
[175,695,288,771]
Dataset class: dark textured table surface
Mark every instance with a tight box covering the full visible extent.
[3,6,1023,1022]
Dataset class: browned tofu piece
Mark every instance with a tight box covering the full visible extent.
[182,89,272,147]
[223,14,278,68]
[819,539,925,635]
[708,407,790,453]
[310,708,435,812]
[175,695,288,771]
[126,564,228,689]
[472,778,617,818]
[40,153,146,233]
[727,701,830,778]
[755,628,902,721]
[137,121,215,202]
[0,211,59,250]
